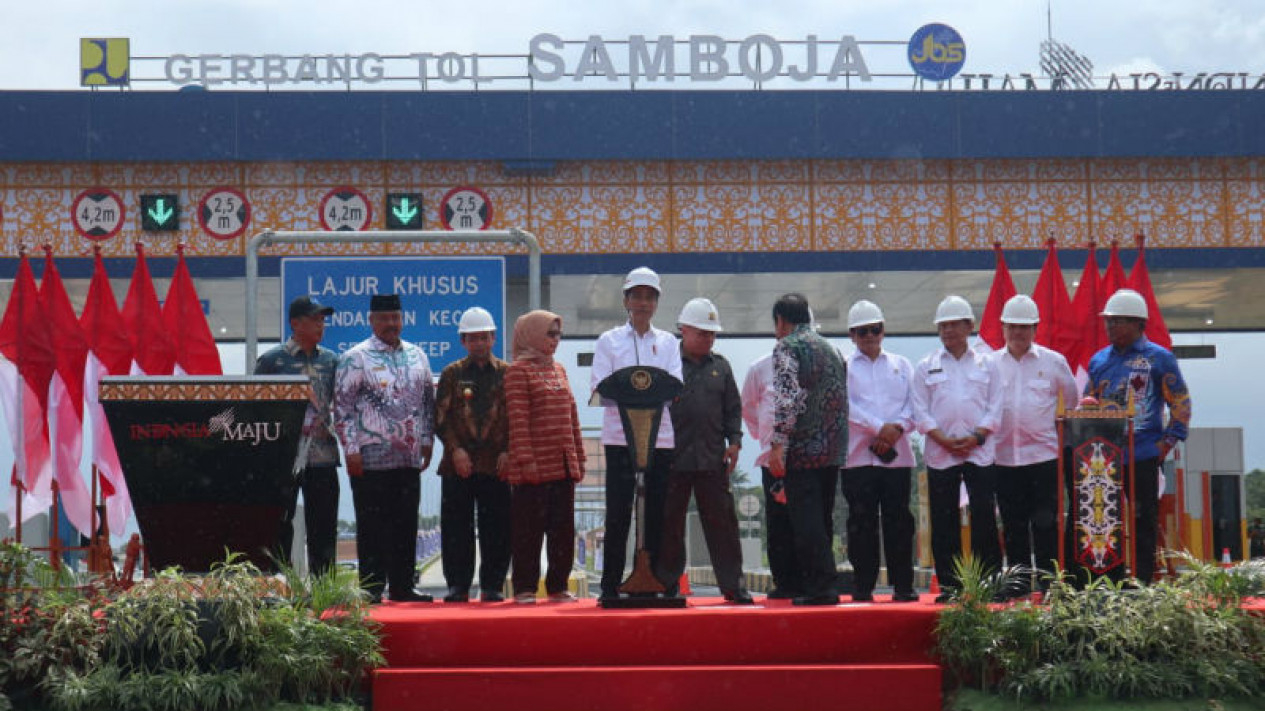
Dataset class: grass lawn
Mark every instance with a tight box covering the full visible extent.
[947,689,1262,711]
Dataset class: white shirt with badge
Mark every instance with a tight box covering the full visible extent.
[989,343,1079,467]
[590,322,683,448]
[846,349,916,469]
[911,346,1002,470]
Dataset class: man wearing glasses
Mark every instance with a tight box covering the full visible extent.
[1085,288,1191,585]
[841,300,919,603]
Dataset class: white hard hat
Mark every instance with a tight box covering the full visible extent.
[1101,288,1148,320]
[1000,294,1040,325]
[457,306,496,334]
[623,266,661,293]
[847,300,884,329]
[677,297,723,332]
[934,295,975,324]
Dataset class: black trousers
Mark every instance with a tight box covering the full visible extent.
[656,468,745,594]
[277,465,340,577]
[842,466,915,596]
[601,446,672,596]
[928,463,1000,590]
[349,467,420,598]
[511,479,576,595]
[784,466,840,598]
[762,466,801,595]
[440,472,511,593]
[995,459,1059,589]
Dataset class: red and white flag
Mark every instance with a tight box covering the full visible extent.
[80,249,135,535]
[1126,233,1172,350]
[1031,239,1072,353]
[0,252,55,522]
[121,243,175,376]
[38,248,94,535]
[163,246,222,375]
[977,243,1016,351]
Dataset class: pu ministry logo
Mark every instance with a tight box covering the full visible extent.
[80,38,130,87]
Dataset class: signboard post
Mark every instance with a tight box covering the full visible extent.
[280,256,505,371]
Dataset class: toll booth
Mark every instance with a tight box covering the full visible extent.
[1172,427,1246,563]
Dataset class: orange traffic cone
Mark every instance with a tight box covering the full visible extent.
[1221,548,1233,569]
[929,574,940,595]
[679,571,692,596]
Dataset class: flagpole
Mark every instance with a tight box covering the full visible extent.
[11,464,20,543]
[50,479,62,571]
[13,243,27,545]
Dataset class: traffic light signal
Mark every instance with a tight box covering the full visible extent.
[140,194,180,231]
[386,193,423,230]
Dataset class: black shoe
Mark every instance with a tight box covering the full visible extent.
[367,591,384,604]
[390,589,434,603]
[851,592,874,602]
[792,594,839,606]
[892,591,921,603]
[480,591,505,603]
[934,592,953,604]
[724,590,755,605]
[766,588,798,600]
[597,591,621,605]
[443,588,470,603]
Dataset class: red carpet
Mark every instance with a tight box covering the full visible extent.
[370,595,943,711]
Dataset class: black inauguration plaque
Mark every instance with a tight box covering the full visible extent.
[100,376,310,573]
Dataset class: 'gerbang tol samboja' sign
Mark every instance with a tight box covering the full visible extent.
[162,33,872,86]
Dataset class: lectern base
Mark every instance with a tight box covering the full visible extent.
[599,594,688,609]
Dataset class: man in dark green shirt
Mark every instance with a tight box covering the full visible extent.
[254,295,341,577]
[656,298,751,604]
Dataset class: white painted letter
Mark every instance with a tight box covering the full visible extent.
[629,34,675,82]
[826,36,871,81]
[739,34,781,82]
[529,33,565,81]
[690,35,728,82]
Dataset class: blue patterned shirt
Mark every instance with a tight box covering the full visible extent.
[334,335,435,471]
[254,338,341,467]
[1085,336,1191,461]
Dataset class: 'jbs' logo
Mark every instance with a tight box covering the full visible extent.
[907,23,966,82]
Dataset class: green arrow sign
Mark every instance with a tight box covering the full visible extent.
[140,193,180,232]
[386,192,423,229]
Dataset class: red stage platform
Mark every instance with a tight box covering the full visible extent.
[369,595,943,711]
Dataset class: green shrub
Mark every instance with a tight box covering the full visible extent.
[935,553,1265,703]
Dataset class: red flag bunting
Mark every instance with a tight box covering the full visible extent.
[121,243,176,376]
[163,245,222,375]
[1031,239,1072,353]
[1099,241,1128,311]
[1065,243,1106,373]
[81,250,134,376]
[0,251,55,517]
[38,247,94,535]
[1126,233,1172,349]
[978,243,1017,350]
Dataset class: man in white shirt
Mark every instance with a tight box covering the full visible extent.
[741,353,802,599]
[911,295,1003,602]
[590,267,683,602]
[990,295,1078,597]
[843,300,919,603]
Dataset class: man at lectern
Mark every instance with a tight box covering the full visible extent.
[590,267,682,603]
[334,293,436,603]
[1085,288,1191,585]
[255,295,341,578]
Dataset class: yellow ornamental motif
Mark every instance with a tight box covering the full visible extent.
[1076,442,1122,571]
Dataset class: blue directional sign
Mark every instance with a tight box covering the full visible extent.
[280,256,505,372]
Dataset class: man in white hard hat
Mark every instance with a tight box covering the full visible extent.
[434,306,511,603]
[989,295,1078,598]
[590,267,683,603]
[1085,288,1191,585]
[769,293,848,606]
[842,300,919,603]
[255,295,340,577]
[656,298,752,604]
[911,295,1003,602]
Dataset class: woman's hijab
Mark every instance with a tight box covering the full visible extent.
[512,309,561,364]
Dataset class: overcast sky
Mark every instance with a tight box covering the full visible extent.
[4,0,1264,89]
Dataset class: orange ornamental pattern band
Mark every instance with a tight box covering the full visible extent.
[99,381,311,402]
[3,157,1263,257]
